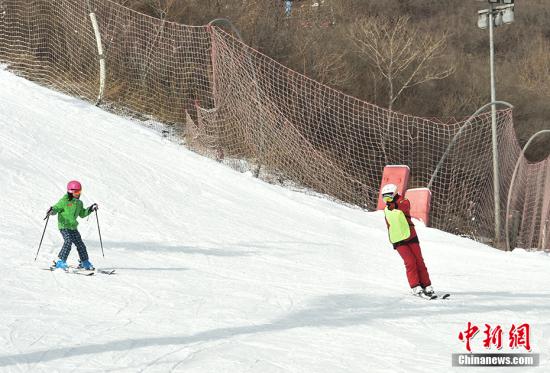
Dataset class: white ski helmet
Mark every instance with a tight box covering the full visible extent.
[381,183,398,198]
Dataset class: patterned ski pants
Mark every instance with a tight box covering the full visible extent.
[58,229,89,262]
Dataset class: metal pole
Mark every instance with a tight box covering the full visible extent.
[89,12,106,106]
[505,130,550,251]
[427,100,513,190]
[488,3,502,247]
[87,0,106,106]
[95,210,105,258]
[35,214,50,261]
[207,18,244,42]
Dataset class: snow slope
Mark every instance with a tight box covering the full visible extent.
[0,68,548,372]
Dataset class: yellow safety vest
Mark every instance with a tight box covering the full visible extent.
[384,207,411,244]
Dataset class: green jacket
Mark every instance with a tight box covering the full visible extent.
[51,194,92,230]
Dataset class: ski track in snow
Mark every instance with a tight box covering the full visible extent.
[0,68,549,372]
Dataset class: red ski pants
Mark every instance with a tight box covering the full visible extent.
[396,242,431,288]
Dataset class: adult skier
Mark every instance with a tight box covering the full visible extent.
[46,180,98,270]
[381,183,434,297]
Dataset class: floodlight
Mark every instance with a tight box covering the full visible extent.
[478,11,489,29]
[502,7,514,24]
[494,11,503,26]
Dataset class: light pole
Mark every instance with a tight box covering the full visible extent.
[477,0,515,247]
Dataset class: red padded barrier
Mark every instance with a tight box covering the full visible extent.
[377,165,410,210]
[404,188,432,226]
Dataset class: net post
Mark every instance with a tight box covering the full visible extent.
[505,130,550,251]
[87,1,106,106]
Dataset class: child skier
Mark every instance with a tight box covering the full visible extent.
[381,183,434,297]
[47,180,98,270]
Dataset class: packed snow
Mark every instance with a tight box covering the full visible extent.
[0,68,548,372]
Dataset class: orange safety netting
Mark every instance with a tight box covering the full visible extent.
[0,0,548,250]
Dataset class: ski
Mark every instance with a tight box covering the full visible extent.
[97,269,116,275]
[413,293,438,300]
[412,292,450,301]
[70,268,95,276]
[44,267,95,276]
[68,265,116,275]
[44,267,116,275]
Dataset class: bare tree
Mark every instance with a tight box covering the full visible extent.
[348,15,454,111]
[145,0,176,20]
[313,51,355,88]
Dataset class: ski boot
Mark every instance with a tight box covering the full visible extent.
[78,260,95,270]
[54,259,68,270]
[412,285,436,300]
[423,285,435,297]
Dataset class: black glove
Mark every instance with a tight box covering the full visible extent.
[386,201,397,211]
[88,203,98,212]
[44,206,53,220]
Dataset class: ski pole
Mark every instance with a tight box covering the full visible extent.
[35,213,50,261]
[95,210,105,258]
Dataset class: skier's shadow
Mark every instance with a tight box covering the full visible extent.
[89,239,332,257]
[91,240,258,257]
[447,291,550,299]
[0,292,549,367]
[104,267,189,272]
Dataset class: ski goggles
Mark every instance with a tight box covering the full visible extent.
[382,193,394,203]
[69,189,82,196]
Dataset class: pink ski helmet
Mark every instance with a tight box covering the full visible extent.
[67,180,82,193]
